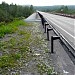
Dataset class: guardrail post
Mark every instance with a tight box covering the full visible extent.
[51,36,60,53]
[47,28,53,41]
[44,23,49,33]
[42,18,44,28]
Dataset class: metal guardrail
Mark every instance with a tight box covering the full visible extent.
[38,12,75,57]
[45,17,75,57]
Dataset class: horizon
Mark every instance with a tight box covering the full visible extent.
[0,0,75,6]
[0,2,75,6]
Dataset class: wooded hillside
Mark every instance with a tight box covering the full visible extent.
[0,2,34,22]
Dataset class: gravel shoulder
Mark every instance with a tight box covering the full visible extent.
[0,19,75,75]
[39,21,75,75]
[0,21,57,75]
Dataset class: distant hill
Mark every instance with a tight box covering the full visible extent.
[34,5,75,11]
[67,5,75,9]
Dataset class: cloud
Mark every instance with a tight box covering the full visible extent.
[0,0,75,6]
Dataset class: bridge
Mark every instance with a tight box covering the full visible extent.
[37,11,75,56]
[25,11,75,75]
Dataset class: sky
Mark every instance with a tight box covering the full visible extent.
[0,0,75,6]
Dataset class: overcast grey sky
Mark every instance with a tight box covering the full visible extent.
[0,0,75,6]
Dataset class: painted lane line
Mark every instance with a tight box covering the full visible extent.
[38,11,75,39]
[46,13,74,26]
[49,17,74,32]
[44,15,75,39]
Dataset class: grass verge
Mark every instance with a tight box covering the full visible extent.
[0,20,28,38]
[0,22,58,75]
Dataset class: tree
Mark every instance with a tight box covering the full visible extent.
[30,5,34,14]
[64,6,68,13]
[0,2,34,22]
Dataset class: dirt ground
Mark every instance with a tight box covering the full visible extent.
[0,21,58,75]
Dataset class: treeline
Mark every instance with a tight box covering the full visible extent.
[34,5,75,15]
[55,6,75,14]
[0,2,34,22]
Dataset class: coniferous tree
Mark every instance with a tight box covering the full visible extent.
[0,2,34,22]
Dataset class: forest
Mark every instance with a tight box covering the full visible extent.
[0,2,34,23]
[0,1,74,75]
[34,5,75,14]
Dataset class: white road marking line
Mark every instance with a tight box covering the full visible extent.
[50,14,74,25]
[45,16,75,39]
[38,11,75,39]
[50,17,73,31]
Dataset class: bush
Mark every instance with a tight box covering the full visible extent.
[0,22,6,26]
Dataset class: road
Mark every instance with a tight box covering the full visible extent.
[25,13,40,21]
[38,11,75,49]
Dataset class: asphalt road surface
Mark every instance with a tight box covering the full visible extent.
[38,11,75,49]
[25,13,40,21]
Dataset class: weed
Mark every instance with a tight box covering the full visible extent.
[0,20,28,38]
[0,22,58,75]
[37,62,57,75]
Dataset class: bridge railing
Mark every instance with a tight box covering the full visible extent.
[37,12,75,57]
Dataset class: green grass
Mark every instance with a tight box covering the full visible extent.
[0,25,32,74]
[0,22,57,75]
[0,53,21,68]
[37,62,57,75]
[0,20,28,38]
[0,24,32,72]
